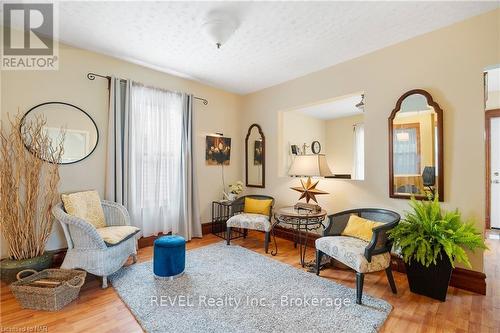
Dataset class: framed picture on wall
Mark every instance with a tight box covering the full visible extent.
[206,136,231,165]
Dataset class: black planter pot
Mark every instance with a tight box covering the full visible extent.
[404,254,453,302]
[0,252,53,284]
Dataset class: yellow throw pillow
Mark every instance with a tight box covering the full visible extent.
[61,190,106,229]
[341,215,384,242]
[96,226,140,245]
[243,197,272,216]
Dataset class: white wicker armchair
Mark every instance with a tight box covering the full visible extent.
[52,200,138,288]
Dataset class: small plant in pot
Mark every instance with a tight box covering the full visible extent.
[389,196,487,301]
[0,113,64,283]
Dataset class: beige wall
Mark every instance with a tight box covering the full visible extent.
[325,114,364,176]
[1,42,243,255]
[280,111,326,176]
[242,10,500,272]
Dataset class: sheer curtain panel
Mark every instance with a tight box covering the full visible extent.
[353,123,365,180]
[128,83,182,237]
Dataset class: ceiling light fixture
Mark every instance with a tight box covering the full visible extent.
[355,94,365,111]
[202,11,238,49]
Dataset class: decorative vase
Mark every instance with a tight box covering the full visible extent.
[227,193,237,201]
[404,253,453,302]
[0,252,53,284]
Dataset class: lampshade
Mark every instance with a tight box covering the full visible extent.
[288,154,333,177]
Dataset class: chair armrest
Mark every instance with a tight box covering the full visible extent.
[363,221,398,262]
[52,204,107,250]
[101,200,131,227]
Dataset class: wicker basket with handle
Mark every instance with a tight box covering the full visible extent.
[10,268,86,311]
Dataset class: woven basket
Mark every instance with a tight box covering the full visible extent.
[10,268,86,311]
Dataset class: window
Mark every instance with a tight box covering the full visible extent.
[129,83,183,210]
[393,123,421,175]
[353,123,365,180]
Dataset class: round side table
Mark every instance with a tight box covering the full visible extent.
[273,206,327,267]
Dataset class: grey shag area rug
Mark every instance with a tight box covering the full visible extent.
[110,242,391,333]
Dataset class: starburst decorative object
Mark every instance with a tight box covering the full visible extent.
[288,154,333,209]
[291,177,328,203]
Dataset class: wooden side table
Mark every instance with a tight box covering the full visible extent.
[273,206,327,267]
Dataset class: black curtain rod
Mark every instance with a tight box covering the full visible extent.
[87,72,209,105]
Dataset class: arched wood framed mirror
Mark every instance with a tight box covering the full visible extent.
[389,89,444,201]
[245,124,265,188]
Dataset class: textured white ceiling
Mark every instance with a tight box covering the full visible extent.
[41,2,500,93]
[294,94,364,120]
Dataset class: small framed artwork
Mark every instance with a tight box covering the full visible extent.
[206,136,231,165]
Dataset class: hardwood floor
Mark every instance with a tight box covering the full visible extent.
[1,232,498,333]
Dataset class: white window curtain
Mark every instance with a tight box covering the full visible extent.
[353,123,365,180]
[393,127,419,175]
[106,80,201,240]
[128,83,185,237]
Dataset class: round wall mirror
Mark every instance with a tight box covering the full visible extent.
[21,102,99,164]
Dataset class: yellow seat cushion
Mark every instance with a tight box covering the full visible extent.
[243,197,272,216]
[96,226,140,245]
[341,215,384,242]
[61,190,106,229]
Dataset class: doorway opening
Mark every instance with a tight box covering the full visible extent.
[278,92,365,180]
[484,66,500,232]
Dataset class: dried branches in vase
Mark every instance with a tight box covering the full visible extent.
[0,112,64,282]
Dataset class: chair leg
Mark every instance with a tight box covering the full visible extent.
[226,227,231,245]
[316,250,323,276]
[356,272,364,305]
[243,229,248,238]
[385,266,397,294]
[264,232,270,253]
[102,276,108,289]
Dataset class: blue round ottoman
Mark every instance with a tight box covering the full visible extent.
[153,235,186,279]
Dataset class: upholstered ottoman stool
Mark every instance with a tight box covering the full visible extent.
[153,235,186,279]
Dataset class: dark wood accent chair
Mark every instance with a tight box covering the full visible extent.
[315,208,400,304]
[226,195,275,253]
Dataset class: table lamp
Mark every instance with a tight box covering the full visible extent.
[288,154,333,212]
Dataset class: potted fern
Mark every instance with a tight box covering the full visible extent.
[389,196,487,301]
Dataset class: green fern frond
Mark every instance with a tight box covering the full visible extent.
[389,195,487,268]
